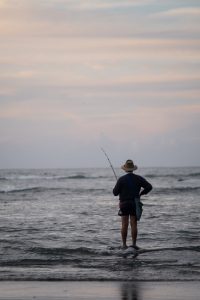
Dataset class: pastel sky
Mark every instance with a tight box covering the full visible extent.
[0,0,200,168]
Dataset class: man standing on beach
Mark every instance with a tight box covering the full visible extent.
[113,160,152,249]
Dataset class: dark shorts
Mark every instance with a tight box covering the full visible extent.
[118,201,136,216]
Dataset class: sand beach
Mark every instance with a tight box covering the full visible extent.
[0,281,199,300]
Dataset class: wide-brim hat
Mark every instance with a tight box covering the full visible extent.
[121,159,138,172]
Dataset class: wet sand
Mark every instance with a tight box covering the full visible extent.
[0,281,199,300]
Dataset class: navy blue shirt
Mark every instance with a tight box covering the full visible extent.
[113,172,152,202]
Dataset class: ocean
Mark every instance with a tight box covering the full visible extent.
[0,167,199,281]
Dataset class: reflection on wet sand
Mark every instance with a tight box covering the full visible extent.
[121,283,139,300]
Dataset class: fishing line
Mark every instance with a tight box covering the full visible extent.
[100,147,117,181]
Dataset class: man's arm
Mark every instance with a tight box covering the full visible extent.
[139,177,152,197]
[113,179,121,196]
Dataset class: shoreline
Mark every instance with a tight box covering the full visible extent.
[0,281,199,300]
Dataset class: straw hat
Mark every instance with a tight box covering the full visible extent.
[121,159,138,172]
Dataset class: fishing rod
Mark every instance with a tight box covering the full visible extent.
[101,147,118,181]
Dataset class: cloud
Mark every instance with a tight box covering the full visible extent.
[0,0,199,167]
[156,7,200,17]
[41,0,156,11]
[0,0,199,40]
[0,100,78,122]
[0,2,174,38]
[1,37,199,92]
[93,104,200,135]
[1,97,198,139]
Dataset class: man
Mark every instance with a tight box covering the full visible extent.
[113,159,152,249]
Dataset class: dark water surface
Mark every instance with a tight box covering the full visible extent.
[0,167,199,281]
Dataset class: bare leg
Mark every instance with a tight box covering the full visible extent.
[121,216,129,248]
[130,215,137,247]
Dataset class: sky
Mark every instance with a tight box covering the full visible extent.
[0,0,200,168]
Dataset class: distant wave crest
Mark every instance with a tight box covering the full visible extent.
[146,172,200,179]
[0,187,61,194]
[0,174,105,181]
[0,186,107,194]
[0,177,7,181]
[154,186,200,194]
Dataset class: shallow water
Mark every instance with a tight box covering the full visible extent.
[0,167,199,281]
